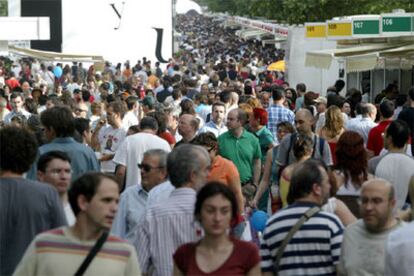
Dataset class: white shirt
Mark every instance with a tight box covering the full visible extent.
[198,120,228,137]
[113,132,171,187]
[121,111,139,132]
[375,153,414,209]
[385,222,414,276]
[64,203,75,226]
[98,126,127,173]
[146,180,175,207]
[3,109,32,125]
[346,116,377,145]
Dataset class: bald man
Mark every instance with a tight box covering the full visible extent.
[175,114,199,147]
[338,179,405,276]
[277,108,333,167]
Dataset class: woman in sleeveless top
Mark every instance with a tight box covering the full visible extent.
[173,182,260,276]
[318,106,345,166]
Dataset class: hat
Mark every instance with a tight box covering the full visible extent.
[315,96,327,105]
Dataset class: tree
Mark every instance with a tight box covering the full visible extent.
[196,0,414,25]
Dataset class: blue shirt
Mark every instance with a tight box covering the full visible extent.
[266,103,295,143]
[27,137,100,180]
[112,185,148,239]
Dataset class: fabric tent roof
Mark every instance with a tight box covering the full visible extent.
[9,45,104,63]
[305,42,413,72]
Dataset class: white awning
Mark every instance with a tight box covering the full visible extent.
[240,29,268,40]
[305,42,413,71]
[9,45,105,63]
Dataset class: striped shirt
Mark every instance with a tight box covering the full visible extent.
[260,202,343,275]
[13,227,141,276]
[133,188,200,276]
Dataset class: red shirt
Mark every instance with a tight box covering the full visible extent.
[158,131,176,146]
[173,238,260,275]
[367,120,392,156]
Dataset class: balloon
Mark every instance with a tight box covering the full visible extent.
[250,210,269,232]
[53,66,62,78]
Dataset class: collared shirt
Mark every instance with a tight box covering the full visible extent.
[26,137,100,180]
[146,180,175,207]
[266,103,295,143]
[218,129,261,183]
[198,120,228,137]
[111,185,148,239]
[3,109,32,124]
[134,188,199,276]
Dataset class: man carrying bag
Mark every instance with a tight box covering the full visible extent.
[260,160,344,276]
[13,173,141,276]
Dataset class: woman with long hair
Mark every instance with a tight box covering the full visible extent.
[318,105,345,165]
[173,182,261,275]
[335,131,371,217]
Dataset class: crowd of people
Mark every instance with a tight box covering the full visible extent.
[1,13,414,276]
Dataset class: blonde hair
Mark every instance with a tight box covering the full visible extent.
[322,106,344,138]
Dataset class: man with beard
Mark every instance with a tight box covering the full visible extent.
[338,179,404,275]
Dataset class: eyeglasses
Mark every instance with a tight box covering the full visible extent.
[138,163,164,172]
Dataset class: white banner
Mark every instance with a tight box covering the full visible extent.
[62,0,172,64]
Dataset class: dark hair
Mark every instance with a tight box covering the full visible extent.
[296,83,306,93]
[24,98,38,114]
[212,101,226,112]
[0,127,38,173]
[334,79,345,93]
[271,85,284,101]
[108,101,127,119]
[379,100,395,118]
[81,89,91,102]
[235,108,248,125]
[147,111,168,133]
[69,172,119,216]
[139,116,158,131]
[386,120,410,148]
[277,121,295,133]
[41,106,75,137]
[195,181,238,222]
[219,90,231,104]
[408,86,414,101]
[46,94,62,107]
[287,159,327,204]
[293,134,314,159]
[335,131,367,188]
[192,132,218,149]
[125,96,139,110]
[74,118,90,136]
[38,151,71,172]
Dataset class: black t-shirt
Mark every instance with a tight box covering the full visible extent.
[398,106,414,155]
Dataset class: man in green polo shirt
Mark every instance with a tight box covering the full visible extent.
[218,108,262,188]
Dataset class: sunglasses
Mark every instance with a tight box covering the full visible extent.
[138,163,164,172]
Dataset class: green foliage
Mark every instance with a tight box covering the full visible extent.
[0,0,8,16]
[196,0,414,24]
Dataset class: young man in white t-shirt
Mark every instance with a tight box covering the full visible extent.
[91,101,127,173]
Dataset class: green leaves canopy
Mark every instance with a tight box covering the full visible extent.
[197,0,414,24]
